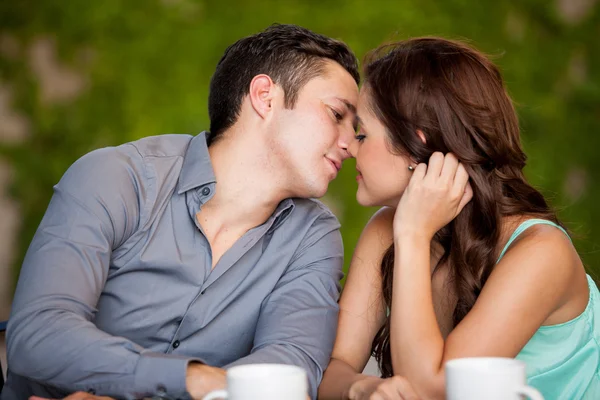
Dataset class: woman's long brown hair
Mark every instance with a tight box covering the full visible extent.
[365,38,562,378]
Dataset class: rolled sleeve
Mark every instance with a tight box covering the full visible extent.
[6,146,197,398]
[225,213,344,400]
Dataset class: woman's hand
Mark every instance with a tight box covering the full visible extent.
[394,152,472,241]
[347,375,421,400]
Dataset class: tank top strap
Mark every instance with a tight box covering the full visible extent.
[496,219,570,263]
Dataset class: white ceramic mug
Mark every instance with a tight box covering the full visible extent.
[203,363,308,400]
[445,357,543,400]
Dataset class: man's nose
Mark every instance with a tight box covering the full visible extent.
[347,139,357,158]
[338,127,355,160]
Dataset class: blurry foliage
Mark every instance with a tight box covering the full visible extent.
[0,0,599,291]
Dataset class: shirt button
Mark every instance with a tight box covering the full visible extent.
[172,340,180,349]
[202,187,211,196]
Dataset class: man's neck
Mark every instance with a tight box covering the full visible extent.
[200,128,289,234]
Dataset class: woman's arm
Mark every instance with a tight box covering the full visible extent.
[389,153,584,399]
[318,207,394,399]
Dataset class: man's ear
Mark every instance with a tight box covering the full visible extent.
[248,74,276,119]
[416,129,427,144]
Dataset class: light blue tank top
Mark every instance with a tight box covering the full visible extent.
[497,219,600,399]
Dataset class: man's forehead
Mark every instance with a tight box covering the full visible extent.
[298,63,358,109]
[317,61,358,97]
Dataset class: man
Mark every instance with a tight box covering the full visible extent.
[2,24,359,400]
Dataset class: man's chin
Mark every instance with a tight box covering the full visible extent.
[291,175,332,199]
[306,177,331,198]
[310,187,329,199]
[288,187,325,200]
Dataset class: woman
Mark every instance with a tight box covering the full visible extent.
[318,38,599,400]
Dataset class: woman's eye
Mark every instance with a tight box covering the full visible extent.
[355,134,366,142]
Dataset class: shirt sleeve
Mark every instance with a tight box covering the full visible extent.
[7,145,200,399]
[224,212,344,400]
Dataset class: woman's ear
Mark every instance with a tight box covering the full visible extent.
[416,129,427,144]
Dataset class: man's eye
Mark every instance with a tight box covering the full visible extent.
[331,109,343,122]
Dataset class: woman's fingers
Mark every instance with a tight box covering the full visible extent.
[452,163,469,196]
[424,152,445,180]
[452,163,472,214]
[390,376,421,400]
[440,153,459,183]
[457,182,474,214]
[369,376,421,400]
[411,163,428,183]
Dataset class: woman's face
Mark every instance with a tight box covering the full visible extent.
[348,88,414,208]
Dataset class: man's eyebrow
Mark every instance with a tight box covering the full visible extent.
[353,114,363,131]
[336,98,357,114]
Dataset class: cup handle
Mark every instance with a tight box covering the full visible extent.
[517,385,544,400]
[203,389,228,400]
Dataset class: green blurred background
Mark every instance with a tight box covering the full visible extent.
[0,0,599,319]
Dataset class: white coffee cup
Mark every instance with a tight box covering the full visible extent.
[445,357,543,400]
[203,363,308,400]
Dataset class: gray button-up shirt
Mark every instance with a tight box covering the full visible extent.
[3,132,343,400]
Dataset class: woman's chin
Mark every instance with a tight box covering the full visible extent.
[356,192,381,208]
[355,192,370,207]
[356,191,400,208]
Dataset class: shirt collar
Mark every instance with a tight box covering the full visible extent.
[267,198,295,233]
[177,132,216,194]
[177,131,296,225]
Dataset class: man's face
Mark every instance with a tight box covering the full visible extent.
[270,60,359,198]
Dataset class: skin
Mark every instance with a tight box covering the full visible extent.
[351,89,414,209]
[196,60,358,271]
[318,88,590,400]
[31,61,358,400]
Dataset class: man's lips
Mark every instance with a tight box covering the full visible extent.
[326,157,341,172]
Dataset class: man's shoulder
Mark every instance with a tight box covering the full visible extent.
[124,134,194,159]
[282,199,343,268]
[289,198,341,229]
[69,134,194,181]
[61,134,196,201]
